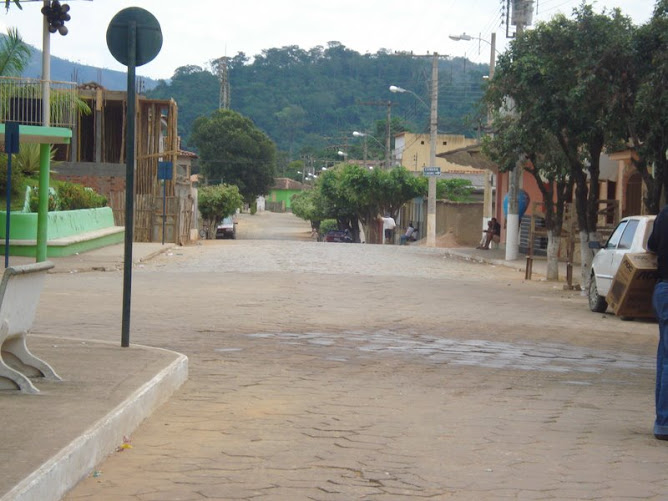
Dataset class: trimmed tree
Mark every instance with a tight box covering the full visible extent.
[198,184,243,239]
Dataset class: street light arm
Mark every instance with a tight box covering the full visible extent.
[449,32,501,55]
[352,131,384,149]
[389,84,429,110]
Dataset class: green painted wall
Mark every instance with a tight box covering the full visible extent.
[0,207,116,240]
[270,189,301,209]
[0,207,123,257]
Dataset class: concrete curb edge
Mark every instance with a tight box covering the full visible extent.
[2,343,188,501]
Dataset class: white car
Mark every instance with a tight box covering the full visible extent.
[588,215,656,313]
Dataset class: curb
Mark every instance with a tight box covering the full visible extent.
[1,342,188,501]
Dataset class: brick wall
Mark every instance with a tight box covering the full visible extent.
[51,162,126,198]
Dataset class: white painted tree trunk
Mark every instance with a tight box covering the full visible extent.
[546,230,560,281]
[579,230,597,292]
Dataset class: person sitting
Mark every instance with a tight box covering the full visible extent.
[477,217,501,249]
[400,223,416,245]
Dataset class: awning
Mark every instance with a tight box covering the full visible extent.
[437,143,498,172]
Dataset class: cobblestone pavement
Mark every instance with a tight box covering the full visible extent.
[40,212,666,500]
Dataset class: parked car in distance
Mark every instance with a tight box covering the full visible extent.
[215,216,237,239]
[588,215,656,313]
[323,229,353,243]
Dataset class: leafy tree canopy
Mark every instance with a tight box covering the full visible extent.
[294,165,423,243]
[198,184,243,239]
[190,109,276,203]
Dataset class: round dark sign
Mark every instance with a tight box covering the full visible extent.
[106,7,162,67]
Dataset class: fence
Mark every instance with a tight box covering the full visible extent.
[0,76,78,127]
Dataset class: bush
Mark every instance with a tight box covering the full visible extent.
[28,181,107,212]
[56,181,107,210]
[319,219,337,235]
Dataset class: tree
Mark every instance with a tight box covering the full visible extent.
[483,115,572,280]
[291,188,326,231]
[625,0,668,213]
[436,178,474,202]
[299,165,423,244]
[190,109,276,204]
[487,5,635,287]
[198,184,243,239]
[0,27,31,76]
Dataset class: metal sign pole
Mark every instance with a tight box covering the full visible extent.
[107,7,162,348]
[4,122,19,268]
[121,20,136,348]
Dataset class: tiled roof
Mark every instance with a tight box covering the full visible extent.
[272,178,305,190]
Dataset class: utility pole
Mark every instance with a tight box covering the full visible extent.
[426,52,438,248]
[358,100,393,169]
[505,0,533,261]
[385,100,391,168]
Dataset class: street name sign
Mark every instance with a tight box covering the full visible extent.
[423,167,441,176]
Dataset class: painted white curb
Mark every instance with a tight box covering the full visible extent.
[2,344,188,501]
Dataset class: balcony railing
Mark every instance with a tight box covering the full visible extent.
[0,76,78,128]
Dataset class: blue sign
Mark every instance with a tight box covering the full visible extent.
[158,161,173,180]
[4,122,19,154]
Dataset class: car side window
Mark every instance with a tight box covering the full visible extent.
[618,220,639,249]
[605,221,628,249]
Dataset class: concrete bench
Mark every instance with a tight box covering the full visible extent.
[0,261,60,393]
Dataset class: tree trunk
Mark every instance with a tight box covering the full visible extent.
[546,230,560,281]
[579,230,597,291]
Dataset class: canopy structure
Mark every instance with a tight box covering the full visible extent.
[0,124,72,145]
[436,143,498,172]
[1,124,72,262]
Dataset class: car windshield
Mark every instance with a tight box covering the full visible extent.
[221,217,234,225]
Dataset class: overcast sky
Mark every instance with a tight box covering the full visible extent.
[0,0,657,80]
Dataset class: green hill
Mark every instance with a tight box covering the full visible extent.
[147,43,489,158]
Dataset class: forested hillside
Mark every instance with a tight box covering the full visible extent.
[147,42,489,159]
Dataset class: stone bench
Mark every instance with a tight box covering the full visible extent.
[0,261,60,393]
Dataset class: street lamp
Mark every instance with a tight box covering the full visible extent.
[389,85,430,110]
[352,131,386,167]
[389,53,439,247]
[449,32,497,79]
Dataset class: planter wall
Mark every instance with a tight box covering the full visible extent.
[0,207,124,257]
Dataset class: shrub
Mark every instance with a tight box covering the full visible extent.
[28,181,107,212]
[0,155,25,199]
[56,181,107,210]
[319,219,337,234]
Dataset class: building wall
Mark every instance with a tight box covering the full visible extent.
[52,162,126,198]
[395,133,478,173]
[269,189,301,209]
[437,201,484,246]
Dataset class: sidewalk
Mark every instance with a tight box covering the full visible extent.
[441,246,583,287]
[0,242,579,501]
[4,242,176,274]
[0,243,188,501]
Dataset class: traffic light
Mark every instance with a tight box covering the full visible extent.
[41,0,71,36]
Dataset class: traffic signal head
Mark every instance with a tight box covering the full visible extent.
[41,1,71,36]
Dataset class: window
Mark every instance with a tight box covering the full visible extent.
[618,219,639,249]
[605,221,628,249]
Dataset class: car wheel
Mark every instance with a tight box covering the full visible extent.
[588,272,608,313]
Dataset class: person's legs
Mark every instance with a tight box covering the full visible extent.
[653,282,668,437]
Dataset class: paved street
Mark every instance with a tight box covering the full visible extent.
[33,211,665,500]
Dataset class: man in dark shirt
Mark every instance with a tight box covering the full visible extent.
[647,206,668,440]
[478,217,501,250]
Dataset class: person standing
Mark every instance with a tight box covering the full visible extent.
[381,215,396,244]
[648,207,668,440]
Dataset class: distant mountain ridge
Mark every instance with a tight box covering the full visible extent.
[21,43,161,91]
